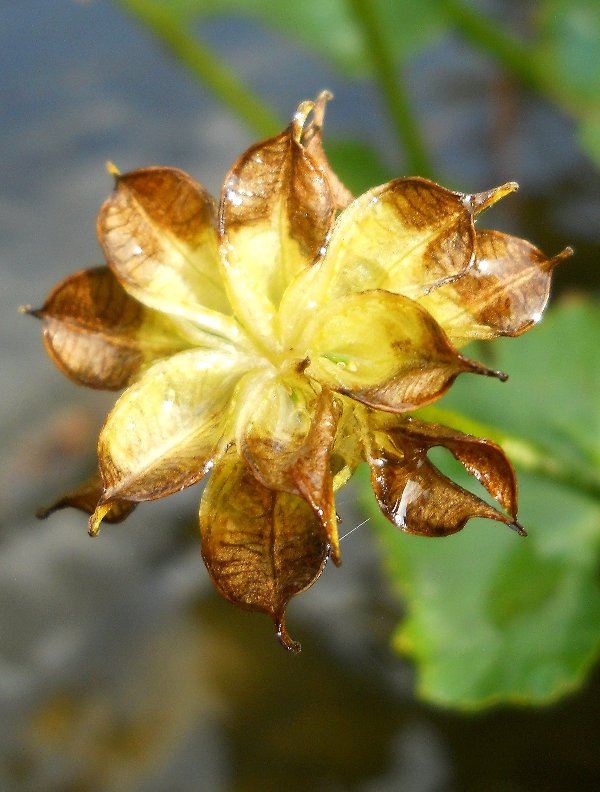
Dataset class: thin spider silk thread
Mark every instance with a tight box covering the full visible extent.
[339,517,370,542]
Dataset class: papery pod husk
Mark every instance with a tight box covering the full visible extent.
[28,267,190,390]
[239,378,342,563]
[88,348,250,536]
[311,178,479,303]
[362,414,524,537]
[306,289,506,413]
[219,99,335,347]
[278,180,523,349]
[420,230,573,345]
[200,448,329,652]
[300,90,354,211]
[98,166,242,346]
[395,417,519,518]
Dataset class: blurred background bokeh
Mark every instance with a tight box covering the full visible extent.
[2,1,600,790]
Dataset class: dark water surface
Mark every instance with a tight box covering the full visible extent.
[2,2,599,790]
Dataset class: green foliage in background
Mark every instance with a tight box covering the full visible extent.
[114,0,600,708]
[119,0,600,169]
[133,0,445,73]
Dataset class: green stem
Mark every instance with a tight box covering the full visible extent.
[346,0,434,177]
[441,0,542,93]
[418,406,600,503]
[116,0,283,138]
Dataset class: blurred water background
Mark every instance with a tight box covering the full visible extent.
[1,1,600,790]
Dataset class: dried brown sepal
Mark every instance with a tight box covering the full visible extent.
[363,421,523,537]
[200,449,329,652]
[387,417,519,519]
[422,231,573,344]
[36,472,136,524]
[300,90,354,211]
[461,182,519,216]
[28,267,188,390]
[241,386,343,563]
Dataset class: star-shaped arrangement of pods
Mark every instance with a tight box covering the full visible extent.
[30,93,569,650]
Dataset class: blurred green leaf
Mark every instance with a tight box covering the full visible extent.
[447,299,600,471]
[535,0,600,109]
[364,299,600,708]
[535,0,600,166]
[323,139,392,195]
[123,0,446,75]
[579,111,600,168]
[441,0,600,167]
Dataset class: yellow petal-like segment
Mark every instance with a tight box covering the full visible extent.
[305,290,501,412]
[330,400,364,492]
[95,347,251,510]
[98,167,241,345]
[238,374,342,563]
[219,105,334,350]
[317,177,475,301]
[200,448,329,652]
[419,230,572,346]
[31,266,191,390]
